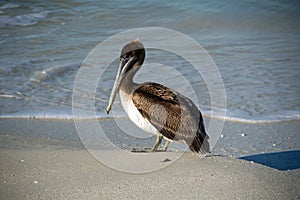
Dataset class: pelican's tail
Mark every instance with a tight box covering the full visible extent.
[188,120,210,154]
[189,135,210,154]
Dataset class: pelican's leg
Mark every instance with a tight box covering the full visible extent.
[162,140,170,151]
[150,134,163,152]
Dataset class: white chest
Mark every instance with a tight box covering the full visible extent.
[119,90,158,135]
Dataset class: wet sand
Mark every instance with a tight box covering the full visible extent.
[0,118,299,199]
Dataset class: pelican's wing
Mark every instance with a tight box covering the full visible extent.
[132,82,210,153]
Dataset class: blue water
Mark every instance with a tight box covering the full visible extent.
[0,0,299,123]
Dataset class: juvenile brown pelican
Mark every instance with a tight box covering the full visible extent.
[106,39,210,153]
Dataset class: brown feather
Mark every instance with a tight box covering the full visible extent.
[132,82,210,153]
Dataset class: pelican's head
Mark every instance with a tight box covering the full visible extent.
[106,39,145,114]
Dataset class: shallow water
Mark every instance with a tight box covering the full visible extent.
[0,0,299,123]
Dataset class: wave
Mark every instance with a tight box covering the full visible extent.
[30,63,80,83]
[203,109,300,124]
[1,110,299,124]
[0,3,49,27]
[206,113,300,124]
[0,3,20,10]
[0,11,49,28]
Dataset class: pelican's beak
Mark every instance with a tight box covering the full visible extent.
[106,56,136,114]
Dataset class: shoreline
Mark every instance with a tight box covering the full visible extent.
[1,113,299,124]
[0,118,299,156]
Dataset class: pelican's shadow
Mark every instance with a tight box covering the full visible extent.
[240,150,300,171]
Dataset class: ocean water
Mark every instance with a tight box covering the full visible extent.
[0,0,299,123]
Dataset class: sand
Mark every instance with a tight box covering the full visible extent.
[0,149,299,199]
[0,118,299,199]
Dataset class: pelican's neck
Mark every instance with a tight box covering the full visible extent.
[119,66,139,94]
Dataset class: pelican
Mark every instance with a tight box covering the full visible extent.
[106,39,210,154]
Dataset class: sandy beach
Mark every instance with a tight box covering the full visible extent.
[0,118,299,199]
[0,149,299,200]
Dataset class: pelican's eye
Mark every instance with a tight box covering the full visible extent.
[122,54,131,65]
[122,54,131,64]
